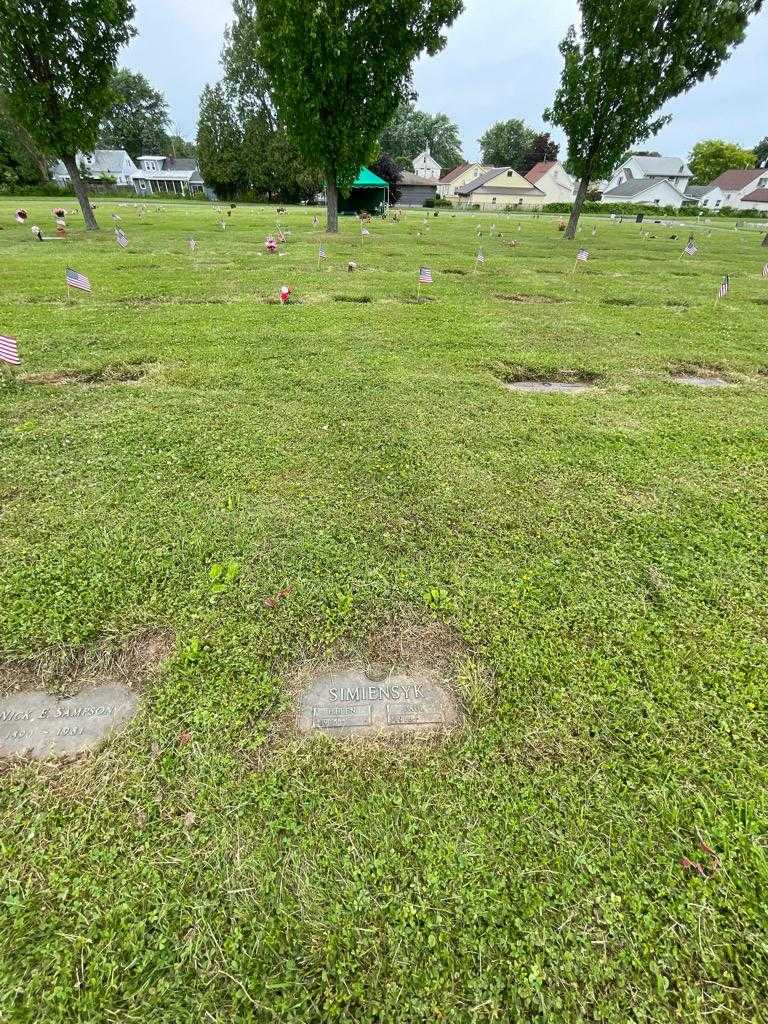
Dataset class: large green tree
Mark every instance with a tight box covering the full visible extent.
[752,136,768,167]
[197,83,243,200]
[545,0,762,239]
[0,0,136,229]
[478,118,536,169]
[98,69,171,159]
[240,0,463,231]
[689,138,757,184]
[379,102,463,171]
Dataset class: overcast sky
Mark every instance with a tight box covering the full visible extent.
[122,0,767,162]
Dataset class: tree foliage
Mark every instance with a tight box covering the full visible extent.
[197,84,243,200]
[478,119,536,169]
[0,0,136,227]
[370,152,403,205]
[98,69,171,158]
[689,138,757,184]
[242,0,463,230]
[519,132,559,176]
[753,136,768,168]
[545,0,762,237]
[379,102,463,170]
[0,100,50,184]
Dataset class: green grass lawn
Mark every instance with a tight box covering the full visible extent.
[1,197,767,1023]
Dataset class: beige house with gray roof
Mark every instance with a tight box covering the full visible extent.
[454,167,546,209]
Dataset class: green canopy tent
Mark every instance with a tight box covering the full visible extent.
[337,167,389,215]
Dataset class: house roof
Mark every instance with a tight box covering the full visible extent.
[684,184,711,198]
[455,167,506,195]
[438,162,473,184]
[741,187,768,204]
[456,167,544,196]
[525,161,558,184]
[132,168,198,182]
[398,171,437,187]
[707,168,762,190]
[164,157,197,172]
[630,156,691,178]
[602,177,684,199]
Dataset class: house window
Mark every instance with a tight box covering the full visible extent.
[715,199,721,207]
[725,193,732,199]
[492,196,497,203]
[759,177,767,187]
[653,198,660,204]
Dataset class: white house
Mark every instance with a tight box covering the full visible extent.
[411,147,441,181]
[131,156,206,196]
[601,177,687,208]
[523,160,575,203]
[601,155,693,208]
[698,169,768,210]
[51,149,138,186]
[605,155,693,194]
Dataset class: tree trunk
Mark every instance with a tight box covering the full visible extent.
[62,154,98,230]
[326,180,339,233]
[565,176,589,239]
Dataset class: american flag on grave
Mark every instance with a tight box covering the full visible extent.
[66,268,91,292]
[0,335,20,366]
[419,266,433,284]
[476,248,485,264]
[115,228,128,248]
[718,274,730,299]
[361,227,370,236]
[319,245,326,260]
[576,249,589,262]
[684,241,698,256]
[762,263,768,278]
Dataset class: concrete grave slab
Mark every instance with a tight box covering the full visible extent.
[673,374,730,388]
[504,381,590,394]
[0,683,138,760]
[296,665,458,739]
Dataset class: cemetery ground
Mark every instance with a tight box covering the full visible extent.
[1,197,767,1022]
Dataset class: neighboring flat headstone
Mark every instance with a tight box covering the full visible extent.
[296,666,458,739]
[0,684,138,760]
[504,381,590,394]
[673,374,730,388]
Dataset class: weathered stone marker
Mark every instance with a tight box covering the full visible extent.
[297,666,458,738]
[0,684,138,759]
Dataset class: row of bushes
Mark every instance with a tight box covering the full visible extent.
[541,199,768,219]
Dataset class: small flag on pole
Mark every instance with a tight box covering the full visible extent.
[66,268,91,292]
[189,238,197,251]
[762,263,768,277]
[476,248,485,264]
[717,274,730,300]
[419,266,433,284]
[318,244,326,260]
[576,249,589,262]
[115,228,128,248]
[0,334,20,366]
[361,227,370,236]
[683,241,698,256]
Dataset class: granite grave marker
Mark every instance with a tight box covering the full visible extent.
[297,666,458,738]
[0,683,138,759]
